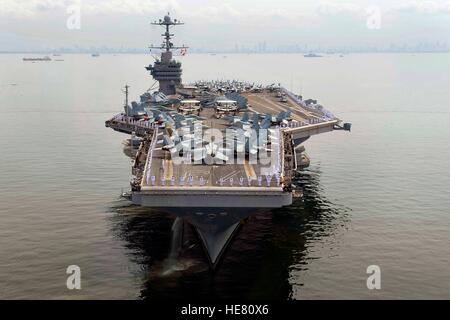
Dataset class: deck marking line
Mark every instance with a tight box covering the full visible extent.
[244,160,257,179]
[163,159,173,180]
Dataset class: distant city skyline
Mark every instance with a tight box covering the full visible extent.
[1,0,450,53]
[2,40,450,54]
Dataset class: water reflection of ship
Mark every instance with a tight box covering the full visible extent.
[109,167,349,299]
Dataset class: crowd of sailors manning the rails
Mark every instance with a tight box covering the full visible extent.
[141,173,283,189]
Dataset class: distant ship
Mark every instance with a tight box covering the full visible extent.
[23,56,51,62]
[304,53,323,58]
[91,53,100,57]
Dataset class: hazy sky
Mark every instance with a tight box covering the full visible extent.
[1,0,450,51]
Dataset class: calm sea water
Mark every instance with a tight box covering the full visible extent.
[1,53,449,299]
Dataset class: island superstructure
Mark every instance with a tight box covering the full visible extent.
[105,14,351,267]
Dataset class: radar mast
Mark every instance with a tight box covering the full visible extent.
[146,13,188,95]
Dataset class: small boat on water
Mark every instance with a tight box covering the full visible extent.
[91,53,100,57]
[304,53,322,58]
[23,56,51,62]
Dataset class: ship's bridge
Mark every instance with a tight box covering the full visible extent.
[146,59,182,80]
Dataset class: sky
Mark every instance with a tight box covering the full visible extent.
[1,0,450,51]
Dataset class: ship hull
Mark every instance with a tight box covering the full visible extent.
[131,191,290,267]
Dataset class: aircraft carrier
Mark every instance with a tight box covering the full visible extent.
[105,14,351,268]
